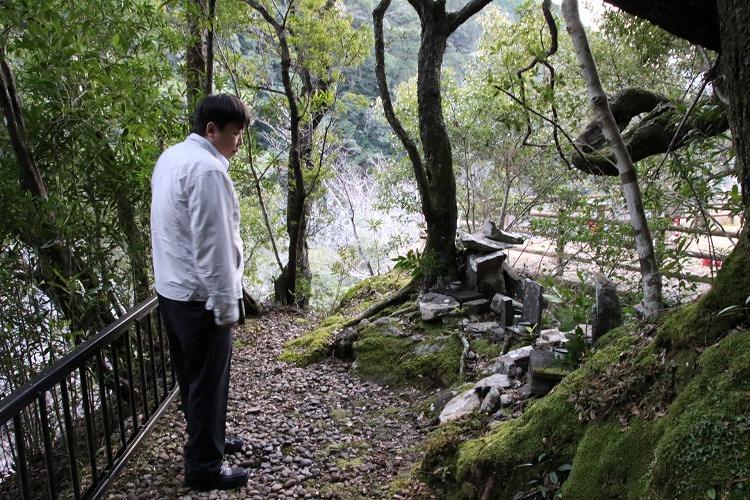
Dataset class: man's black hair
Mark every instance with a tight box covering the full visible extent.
[191,93,250,136]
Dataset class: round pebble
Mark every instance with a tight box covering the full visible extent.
[105,309,434,499]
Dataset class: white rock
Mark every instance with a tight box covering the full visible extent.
[474,373,511,390]
[419,292,460,321]
[439,389,481,423]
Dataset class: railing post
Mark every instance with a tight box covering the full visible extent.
[39,396,58,500]
[12,413,31,500]
[95,353,114,466]
[59,379,82,499]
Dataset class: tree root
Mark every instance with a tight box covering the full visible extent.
[243,288,265,316]
[340,278,418,329]
[459,333,470,376]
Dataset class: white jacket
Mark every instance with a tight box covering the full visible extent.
[150,133,243,325]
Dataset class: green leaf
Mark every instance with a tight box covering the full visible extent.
[549,470,559,485]
[543,293,563,304]
[717,306,740,318]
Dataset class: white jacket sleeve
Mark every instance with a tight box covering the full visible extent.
[189,170,240,325]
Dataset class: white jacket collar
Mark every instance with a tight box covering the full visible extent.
[186,133,230,170]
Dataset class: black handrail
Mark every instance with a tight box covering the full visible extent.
[0,295,178,500]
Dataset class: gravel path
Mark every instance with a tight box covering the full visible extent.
[107,308,436,500]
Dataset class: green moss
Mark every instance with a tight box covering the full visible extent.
[471,338,503,361]
[320,439,369,455]
[560,325,642,391]
[352,326,464,388]
[656,301,711,348]
[421,327,750,499]
[420,418,487,487]
[536,363,575,377]
[447,389,583,498]
[336,456,364,470]
[329,409,351,422]
[279,270,416,369]
[336,269,412,317]
[376,406,405,418]
[649,330,750,499]
[562,418,666,499]
[656,244,750,350]
[278,314,345,366]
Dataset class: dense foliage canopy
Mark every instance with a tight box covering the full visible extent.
[0,0,743,417]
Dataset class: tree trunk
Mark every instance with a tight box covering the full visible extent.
[417,13,458,278]
[374,0,492,287]
[245,0,329,307]
[601,0,750,332]
[204,0,216,96]
[186,0,208,119]
[562,0,664,316]
[717,0,750,229]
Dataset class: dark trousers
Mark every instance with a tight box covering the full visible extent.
[158,294,233,478]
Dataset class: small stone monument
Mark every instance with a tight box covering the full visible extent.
[591,272,623,343]
[522,279,544,335]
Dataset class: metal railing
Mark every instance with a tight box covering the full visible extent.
[0,295,178,500]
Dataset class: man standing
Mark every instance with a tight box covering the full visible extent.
[150,94,250,491]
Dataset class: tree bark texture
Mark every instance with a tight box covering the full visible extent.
[572,89,729,176]
[414,2,458,275]
[186,0,208,119]
[374,0,491,285]
[245,0,327,306]
[562,0,664,316]
[716,0,750,233]
[205,0,216,96]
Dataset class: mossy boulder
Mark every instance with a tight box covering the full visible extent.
[279,270,412,366]
[418,307,750,499]
[337,269,412,317]
[352,320,465,389]
[278,315,345,366]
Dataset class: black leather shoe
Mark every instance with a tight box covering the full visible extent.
[184,465,249,491]
[224,435,244,455]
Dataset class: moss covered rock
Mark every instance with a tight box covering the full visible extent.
[420,312,750,499]
[337,270,412,316]
[279,315,345,366]
[279,270,412,366]
[352,320,465,389]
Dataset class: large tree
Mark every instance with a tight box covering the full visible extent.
[597,0,750,334]
[562,0,664,315]
[242,0,369,306]
[373,0,493,285]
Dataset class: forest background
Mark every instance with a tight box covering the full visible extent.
[0,0,738,401]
